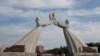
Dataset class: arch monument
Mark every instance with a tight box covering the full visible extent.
[2,12,99,56]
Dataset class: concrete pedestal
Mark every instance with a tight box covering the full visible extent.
[67,53,100,56]
[0,52,37,56]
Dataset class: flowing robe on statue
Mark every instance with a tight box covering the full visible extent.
[15,17,51,53]
[53,19,88,53]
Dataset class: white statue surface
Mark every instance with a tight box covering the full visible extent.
[4,12,89,54]
[14,12,88,53]
[50,12,88,53]
[15,16,52,53]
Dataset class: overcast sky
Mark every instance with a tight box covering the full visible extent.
[0,0,100,50]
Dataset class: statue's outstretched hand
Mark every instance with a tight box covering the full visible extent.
[49,12,56,21]
[36,16,52,27]
[49,12,58,26]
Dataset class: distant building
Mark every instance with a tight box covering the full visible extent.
[0,47,2,52]
[36,45,44,53]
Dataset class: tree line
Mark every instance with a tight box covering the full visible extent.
[44,42,100,54]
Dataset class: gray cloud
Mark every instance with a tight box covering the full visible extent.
[0,0,75,8]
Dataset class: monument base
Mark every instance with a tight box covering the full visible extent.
[0,52,37,56]
[67,53,100,56]
[3,45,25,52]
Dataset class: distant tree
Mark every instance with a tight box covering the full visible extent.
[44,42,100,54]
[44,46,68,54]
[87,42,100,52]
[60,46,68,54]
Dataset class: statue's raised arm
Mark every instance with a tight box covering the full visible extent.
[36,16,52,27]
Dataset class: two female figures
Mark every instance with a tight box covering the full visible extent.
[36,12,88,53]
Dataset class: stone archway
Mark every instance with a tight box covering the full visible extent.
[3,13,98,56]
